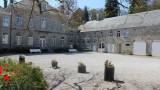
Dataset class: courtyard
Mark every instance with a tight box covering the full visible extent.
[1,52,160,90]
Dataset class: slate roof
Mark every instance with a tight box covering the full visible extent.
[79,10,160,32]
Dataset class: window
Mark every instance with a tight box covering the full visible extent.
[40,37,46,48]
[123,31,129,38]
[117,31,121,37]
[16,36,22,45]
[60,37,65,48]
[41,18,46,29]
[52,38,56,47]
[28,37,33,46]
[109,31,113,36]
[15,15,23,25]
[42,3,47,11]
[126,44,130,46]
[3,16,10,27]
[2,33,8,44]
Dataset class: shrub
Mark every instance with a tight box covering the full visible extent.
[78,62,86,73]
[19,55,25,64]
[0,59,47,90]
[104,60,115,81]
[54,48,68,53]
[51,60,58,69]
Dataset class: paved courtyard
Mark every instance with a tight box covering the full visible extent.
[1,52,160,90]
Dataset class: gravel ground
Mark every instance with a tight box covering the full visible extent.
[1,52,160,90]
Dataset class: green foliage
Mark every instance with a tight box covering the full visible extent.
[129,0,148,14]
[83,6,89,23]
[104,0,120,18]
[0,59,47,90]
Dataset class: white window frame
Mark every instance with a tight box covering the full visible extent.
[42,3,47,11]
[52,38,56,47]
[28,37,33,46]
[15,15,23,25]
[2,33,8,44]
[3,16,10,27]
[40,38,46,48]
[16,36,22,45]
[60,37,65,48]
[41,17,46,29]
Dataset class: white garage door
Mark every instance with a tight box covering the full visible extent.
[152,41,160,57]
[107,44,115,53]
[133,41,146,55]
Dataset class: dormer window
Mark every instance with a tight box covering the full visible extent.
[42,3,48,11]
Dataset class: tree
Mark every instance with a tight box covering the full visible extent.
[104,0,120,18]
[70,8,84,28]
[149,0,160,10]
[129,0,148,14]
[90,9,98,20]
[83,6,89,23]
[58,0,78,24]
[4,0,8,8]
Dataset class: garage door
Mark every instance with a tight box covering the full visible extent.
[152,41,160,57]
[133,41,146,55]
[107,44,115,53]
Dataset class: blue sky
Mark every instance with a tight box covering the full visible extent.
[0,0,106,9]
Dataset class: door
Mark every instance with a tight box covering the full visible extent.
[40,38,46,48]
[107,44,115,53]
[152,41,160,57]
[92,45,97,52]
[133,41,146,55]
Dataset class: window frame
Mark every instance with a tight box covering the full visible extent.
[3,16,10,27]
[2,33,8,44]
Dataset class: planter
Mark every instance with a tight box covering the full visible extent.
[51,60,58,68]
[104,60,114,81]
[19,55,25,64]
[78,63,86,73]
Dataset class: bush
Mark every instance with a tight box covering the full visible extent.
[51,60,58,69]
[104,60,115,82]
[0,59,47,90]
[78,62,86,73]
[54,48,68,53]
[14,47,30,53]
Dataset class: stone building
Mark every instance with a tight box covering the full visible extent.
[0,0,74,52]
[79,10,160,57]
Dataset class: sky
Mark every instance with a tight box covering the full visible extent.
[0,0,106,9]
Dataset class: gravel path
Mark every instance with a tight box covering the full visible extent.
[1,52,160,90]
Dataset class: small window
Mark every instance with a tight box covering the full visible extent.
[2,33,8,44]
[28,37,33,46]
[123,31,129,38]
[3,16,10,27]
[117,31,121,37]
[41,17,46,29]
[42,3,47,11]
[15,15,23,26]
[109,31,113,36]
[126,44,130,46]
[16,36,22,45]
